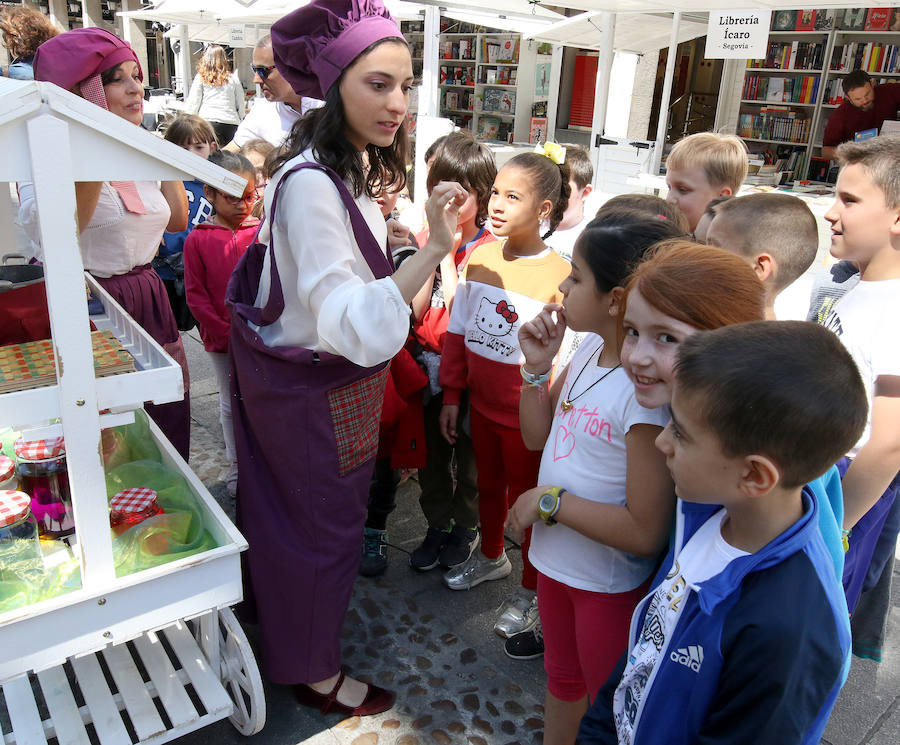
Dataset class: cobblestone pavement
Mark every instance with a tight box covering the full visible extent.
[181,331,899,745]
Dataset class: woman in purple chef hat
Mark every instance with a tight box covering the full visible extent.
[226,0,466,717]
[19,27,191,458]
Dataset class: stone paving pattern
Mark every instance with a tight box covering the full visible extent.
[176,330,900,745]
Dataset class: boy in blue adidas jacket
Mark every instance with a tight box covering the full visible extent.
[578,321,863,745]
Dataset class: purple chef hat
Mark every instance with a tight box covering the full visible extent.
[33,27,142,91]
[271,0,403,100]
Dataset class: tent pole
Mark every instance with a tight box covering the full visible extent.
[177,24,191,97]
[589,12,615,184]
[652,10,681,174]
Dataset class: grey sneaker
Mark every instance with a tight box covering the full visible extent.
[443,549,512,590]
[359,527,388,577]
[493,589,538,638]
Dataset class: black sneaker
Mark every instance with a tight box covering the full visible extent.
[439,525,480,568]
[504,621,544,660]
[359,527,388,577]
[409,527,450,571]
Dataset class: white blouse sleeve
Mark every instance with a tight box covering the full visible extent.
[15,181,42,251]
[273,168,410,367]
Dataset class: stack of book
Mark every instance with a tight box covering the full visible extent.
[743,75,820,103]
[747,41,826,70]
[737,107,811,142]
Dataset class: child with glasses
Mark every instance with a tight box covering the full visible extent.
[183,151,260,496]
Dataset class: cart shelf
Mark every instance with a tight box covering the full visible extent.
[0,275,184,429]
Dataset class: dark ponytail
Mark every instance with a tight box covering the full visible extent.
[503,152,570,239]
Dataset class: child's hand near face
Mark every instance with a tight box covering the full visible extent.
[424,181,467,256]
[386,217,411,249]
[519,303,566,374]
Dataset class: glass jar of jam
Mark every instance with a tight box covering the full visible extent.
[109,487,163,536]
[14,437,74,539]
[0,490,41,573]
[0,455,15,491]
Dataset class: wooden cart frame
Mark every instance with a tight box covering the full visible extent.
[0,77,264,744]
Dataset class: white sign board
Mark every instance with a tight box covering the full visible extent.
[705,11,771,59]
[229,25,246,46]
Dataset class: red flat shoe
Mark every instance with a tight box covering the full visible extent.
[295,671,395,717]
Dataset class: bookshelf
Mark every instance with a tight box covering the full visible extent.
[402,18,544,143]
[729,8,900,181]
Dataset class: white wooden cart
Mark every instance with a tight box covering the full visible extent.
[0,77,265,744]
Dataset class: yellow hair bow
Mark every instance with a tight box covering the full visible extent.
[534,142,566,165]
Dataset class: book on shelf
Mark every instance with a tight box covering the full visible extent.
[529,117,548,144]
[747,41,825,70]
[796,10,816,31]
[815,10,836,30]
[865,8,893,31]
[831,42,900,74]
[482,88,515,113]
[893,9,900,32]
[841,8,867,31]
[772,11,796,31]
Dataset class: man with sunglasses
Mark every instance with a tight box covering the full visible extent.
[224,34,322,151]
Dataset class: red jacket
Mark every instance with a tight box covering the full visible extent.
[183,218,260,353]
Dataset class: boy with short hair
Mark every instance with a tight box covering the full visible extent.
[664,133,748,233]
[820,134,900,622]
[543,144,594,261]
[578,321,865,745]
[706,192,819,319]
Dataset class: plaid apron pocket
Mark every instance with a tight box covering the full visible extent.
[327,367,390,476]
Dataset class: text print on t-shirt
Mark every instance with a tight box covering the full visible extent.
[466,297,519,357]
[552,380,615,460]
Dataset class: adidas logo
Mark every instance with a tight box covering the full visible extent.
[670,645,704,672]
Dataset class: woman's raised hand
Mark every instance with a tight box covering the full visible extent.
[424,181,467,255]
[518,303,566,374]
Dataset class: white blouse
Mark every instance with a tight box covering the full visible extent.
[253,150,410,367]
[18,181,170,278]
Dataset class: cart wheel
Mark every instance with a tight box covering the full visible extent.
[218,607,266,735]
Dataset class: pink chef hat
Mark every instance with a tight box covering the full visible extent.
[33,27,142,91]
[271,0,403,100]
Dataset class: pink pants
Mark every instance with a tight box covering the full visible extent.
[469,406,540,590]
[539,571,650,702]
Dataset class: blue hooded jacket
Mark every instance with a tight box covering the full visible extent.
[578,489,851,745]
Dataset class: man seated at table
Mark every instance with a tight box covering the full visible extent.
[821,70,900,161]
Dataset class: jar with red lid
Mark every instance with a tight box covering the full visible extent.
[109,487,163,536]
[0,490,41,572]
[14,436,74,539]
[0,455,15,491]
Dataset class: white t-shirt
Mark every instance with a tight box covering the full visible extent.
[252,149,410,367]
[613,509,747,744]
[530,333,670,593]
[822,278,900,456]
[232,97,320,147]
[18,181,169,277]
[543,213,592,262]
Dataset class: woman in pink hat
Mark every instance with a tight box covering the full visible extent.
[227,0,466,717]
[19,28,191,459]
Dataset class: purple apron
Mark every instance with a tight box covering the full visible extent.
[226,162,393,684]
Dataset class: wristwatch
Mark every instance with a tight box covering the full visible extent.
[538,487,565,525]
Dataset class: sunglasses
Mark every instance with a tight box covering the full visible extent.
[251,64,276,80]
[214,189,258,206]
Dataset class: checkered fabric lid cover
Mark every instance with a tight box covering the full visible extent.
[110,487,158,514]
[0,455,13,482]
[0,490,31,527]
[14,436,66,460]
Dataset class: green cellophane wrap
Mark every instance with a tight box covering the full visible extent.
[106,460,218,577]
[0,540,82,613]
[101,410,162,469]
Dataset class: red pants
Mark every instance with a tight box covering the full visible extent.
[539,572,650,702]
[470,406,540,590]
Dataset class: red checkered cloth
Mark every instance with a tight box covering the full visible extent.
[0,455,13,482]
[110,487,158,514]
[327,367,390,477]
[14,436,65,461]
[0,490,30,527]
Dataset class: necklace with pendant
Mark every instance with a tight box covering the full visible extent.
[561,349,621,413]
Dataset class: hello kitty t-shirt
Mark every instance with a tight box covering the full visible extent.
[530,333,670,593]
[440,241,570,428]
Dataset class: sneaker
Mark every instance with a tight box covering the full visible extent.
[359,527,388,577]
[439,525,479,568]
[409,526,450,571]
[443,549,512,590]
[493,589,538,638]
[504,620,544,660]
